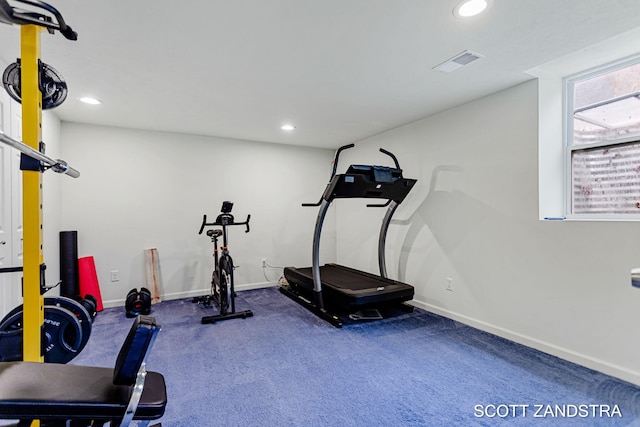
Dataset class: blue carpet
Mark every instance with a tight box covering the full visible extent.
[72,287,640,426]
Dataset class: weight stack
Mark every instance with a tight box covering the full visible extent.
[59,230,79,298]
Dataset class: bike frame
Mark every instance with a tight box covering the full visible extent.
[196,203,253,324]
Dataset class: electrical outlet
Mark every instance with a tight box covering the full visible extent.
[110,270,120,282]
[261,258,267,268]
[446,277,454,291]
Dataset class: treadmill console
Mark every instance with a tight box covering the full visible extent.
[323,164,417,203]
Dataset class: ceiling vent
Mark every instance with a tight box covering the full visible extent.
[433,50,484,72]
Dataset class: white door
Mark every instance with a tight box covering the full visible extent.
[10,100,23,286]
[0,87,19,319]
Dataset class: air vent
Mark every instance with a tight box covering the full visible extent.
[433,50,484,73]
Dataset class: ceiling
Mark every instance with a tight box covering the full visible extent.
[1,0,640,149]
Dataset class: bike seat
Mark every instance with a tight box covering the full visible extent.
[206,229,223,238]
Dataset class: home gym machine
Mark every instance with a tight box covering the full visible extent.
[193,201,253,324]
[0,0,80,372]
[0,4,168,426]
[281,144,417,327]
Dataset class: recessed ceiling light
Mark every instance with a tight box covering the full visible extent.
[453,0,490,18]
[281,124,295,131]
[79,97,102,105]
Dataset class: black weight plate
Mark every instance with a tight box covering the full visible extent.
[0,311,24,361]
[45,296,92,354]
[79,298,97,320]
[0,328,23,362]
[0,306,83,363]
[1,296,92,332]
[43,306,82,363]
[40,62,68,110]
[2,62,21,104]
[82,294,98,320]
[0,303,25,330]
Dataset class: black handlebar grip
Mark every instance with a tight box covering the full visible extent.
[60,24,78,41]
[379,148,401,170]
[198,215,207,235]
[331,144,355,177]
[245,215,251,233]
[367,200,392,208]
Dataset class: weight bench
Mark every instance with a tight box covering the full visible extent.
[0,315,166,427]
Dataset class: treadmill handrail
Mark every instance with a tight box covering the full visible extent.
[379,148,400,170]
[330,143,355,177]
[302,143,354,207]
[367,200,391,208]
[311,199,331,305]
[378,201,400,278]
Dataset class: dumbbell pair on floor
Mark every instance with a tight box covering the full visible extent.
[125,287,152,318]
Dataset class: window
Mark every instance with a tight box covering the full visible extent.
[566,57,640,217]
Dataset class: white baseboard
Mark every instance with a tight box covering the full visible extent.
[236,281,278,291]
[101,281,277,309]
[409,299,640,387]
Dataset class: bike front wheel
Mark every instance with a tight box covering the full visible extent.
[218,256,233,314]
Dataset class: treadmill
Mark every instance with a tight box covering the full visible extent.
[281,143,417,327]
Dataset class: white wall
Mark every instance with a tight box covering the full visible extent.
[59,123,335,305]
[42,112,63,290]
[335,80,640,385]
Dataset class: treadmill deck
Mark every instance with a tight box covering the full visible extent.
[284,263,414,310]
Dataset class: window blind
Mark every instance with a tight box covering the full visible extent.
[572,141,640,214]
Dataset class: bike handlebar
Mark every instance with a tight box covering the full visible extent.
[198,214,251,234]
[238,215,251,233]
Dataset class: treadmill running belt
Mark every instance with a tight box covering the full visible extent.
[284,263,414,309]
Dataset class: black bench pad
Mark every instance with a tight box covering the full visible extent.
[0,362,166,421]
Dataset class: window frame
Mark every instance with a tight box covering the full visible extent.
[563,54,640,220]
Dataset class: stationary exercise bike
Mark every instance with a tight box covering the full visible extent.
[193,201,253,324]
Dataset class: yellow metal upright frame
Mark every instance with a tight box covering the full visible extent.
[20,24,44,364]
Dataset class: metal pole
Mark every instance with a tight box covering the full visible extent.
[378,200,399,279]
[311,199,331,307]
[0,132,80,178]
